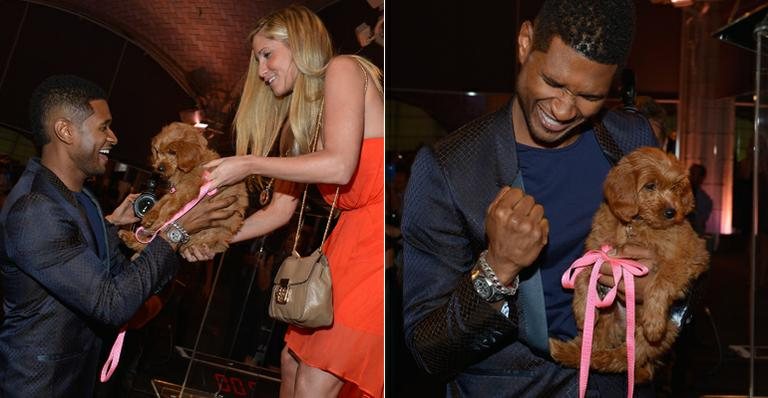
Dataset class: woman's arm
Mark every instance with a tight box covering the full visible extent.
[204,56,369,187]
[232,189,298,243]
[179,188,298,262]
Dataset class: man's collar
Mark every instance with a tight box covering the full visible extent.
[29,158,80,208]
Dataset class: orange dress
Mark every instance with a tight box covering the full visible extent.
[284,137,384,398]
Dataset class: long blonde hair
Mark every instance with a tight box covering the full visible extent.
[235,6,383,189]
[235,5,332,159]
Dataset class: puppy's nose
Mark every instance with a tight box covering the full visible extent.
[664,208,676,219]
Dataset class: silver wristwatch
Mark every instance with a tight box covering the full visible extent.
[165,221,190,245]
[471,250,519,303]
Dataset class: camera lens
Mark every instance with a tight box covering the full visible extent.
[133,193,156,218]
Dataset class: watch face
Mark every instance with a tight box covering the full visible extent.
[168,228,182,243]
[473,277,493,300]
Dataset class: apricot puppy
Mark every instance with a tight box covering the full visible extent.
[549,147,709,382]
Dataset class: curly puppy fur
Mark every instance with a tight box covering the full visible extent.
[549,147,709,382]
[119,122,248,254]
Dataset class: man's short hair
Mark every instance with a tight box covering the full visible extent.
[533,0,635,65]
[29,75,107,147]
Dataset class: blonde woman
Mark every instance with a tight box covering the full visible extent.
[182,5,383,398]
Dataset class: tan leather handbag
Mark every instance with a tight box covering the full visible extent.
[269,244,333,328]
[268,99,338,328]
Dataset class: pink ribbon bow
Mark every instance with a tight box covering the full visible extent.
[561,245,648,398]
[101,179,218,383]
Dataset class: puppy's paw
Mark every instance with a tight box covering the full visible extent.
[210,241,229,255]
[549,337,580,367]
[119,229,135,246]
[635,363,654,383]
[142,210,159,227]
[642,315,666,343]
[119,229,146,253]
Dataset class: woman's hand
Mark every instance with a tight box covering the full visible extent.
[203,156,254,189]
[105,193,141,226]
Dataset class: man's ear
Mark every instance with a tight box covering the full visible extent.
[53,118,74,144]
[518,21,534,64]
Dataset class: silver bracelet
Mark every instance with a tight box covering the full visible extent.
[477,250,520,296]
[170,220,191,244]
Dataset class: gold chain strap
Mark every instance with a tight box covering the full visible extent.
[291,98,339,254]
[355,58,369,93]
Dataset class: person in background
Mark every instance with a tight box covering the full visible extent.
[636,95,670,151]
[687,163,713,236]
[0,74,236,397]
[181,6,384,397]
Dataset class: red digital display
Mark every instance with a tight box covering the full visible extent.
[213,373,260,397]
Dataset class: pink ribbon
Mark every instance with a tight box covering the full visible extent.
[101,179,217,382]
[100,329,125,382]
[561,245,648,398]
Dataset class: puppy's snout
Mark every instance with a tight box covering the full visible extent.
[663,208,676,219]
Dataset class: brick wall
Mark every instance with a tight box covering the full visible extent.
[36,0,334,124]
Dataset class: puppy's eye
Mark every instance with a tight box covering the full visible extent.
[168,150,176,155]
[643,183,657,191]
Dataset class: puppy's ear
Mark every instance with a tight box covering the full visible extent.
[680,176,695,216]
[604,160,639,222]
[167,141,199,172]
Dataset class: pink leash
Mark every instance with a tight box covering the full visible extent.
[100,180,218,382]
[133,181,218,244]
[561,245,648,398]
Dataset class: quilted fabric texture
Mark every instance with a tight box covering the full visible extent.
[411,276,519,376]
[599,108,659,162]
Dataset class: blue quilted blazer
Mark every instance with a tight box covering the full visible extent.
[0,158,179,397]
[401,100,659,397]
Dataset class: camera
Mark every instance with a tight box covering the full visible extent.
[133,178,158,218]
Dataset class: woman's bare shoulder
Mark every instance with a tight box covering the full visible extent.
[325,56,364,81]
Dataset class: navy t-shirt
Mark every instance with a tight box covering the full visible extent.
[517,130,612,339]
[75,191,106,259]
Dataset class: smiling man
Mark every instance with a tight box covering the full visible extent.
[0,75,237,397]
[401,1,663,396]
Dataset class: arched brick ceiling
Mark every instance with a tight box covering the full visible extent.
[31,0,337,126]
[0,0,380,167]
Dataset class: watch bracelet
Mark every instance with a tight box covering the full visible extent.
[477,250,519,296]
[170,220,191,244]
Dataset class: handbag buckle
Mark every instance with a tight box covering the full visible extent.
[275,278,290,305]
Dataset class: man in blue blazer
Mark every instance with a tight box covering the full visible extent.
[0,75,237,397]
[401,1,673,396]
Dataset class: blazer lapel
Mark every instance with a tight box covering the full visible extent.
[491,103,550,355]
[32,161,100,259]
[443,101,550,354]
